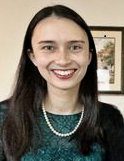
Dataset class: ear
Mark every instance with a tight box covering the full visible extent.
[88,52,92,65]
[28,49,37,66]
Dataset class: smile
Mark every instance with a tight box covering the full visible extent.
[51,69,77,79]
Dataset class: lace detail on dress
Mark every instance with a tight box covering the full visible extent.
[21,112,105,161]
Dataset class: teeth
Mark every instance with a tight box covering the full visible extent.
[53,70,75,76]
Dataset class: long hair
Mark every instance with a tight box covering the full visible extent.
[2,5,101,161]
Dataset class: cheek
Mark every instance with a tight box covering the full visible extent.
[74,50,91,65]
[35,58,49,78]
[77,57,90,75]
[35,56,49,68]
[77,56,90,67]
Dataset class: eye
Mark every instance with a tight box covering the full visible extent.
[69,44,83,53]
[41,45,55,51]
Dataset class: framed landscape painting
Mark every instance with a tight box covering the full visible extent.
[90,27,124,94]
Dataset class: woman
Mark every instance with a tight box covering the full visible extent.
[0,5,124,161]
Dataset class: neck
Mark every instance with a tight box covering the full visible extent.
[44,85,82,115]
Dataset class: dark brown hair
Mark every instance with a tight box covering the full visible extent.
[3,5,100,161]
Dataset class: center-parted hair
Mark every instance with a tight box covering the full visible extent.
[3,5,100,161]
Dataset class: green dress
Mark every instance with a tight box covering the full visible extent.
[0,103,105,161]
[21,111,105,161]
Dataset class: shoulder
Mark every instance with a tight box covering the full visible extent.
[98,102,124,160]
[0,99,10,123]
[0,99,10,110]
[0,100,10,161]
[99,101,122,115]
[99,101,123,127]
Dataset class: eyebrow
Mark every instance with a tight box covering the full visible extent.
[69,40,85,44]
[38,41,55,44]
[38,40,85,44]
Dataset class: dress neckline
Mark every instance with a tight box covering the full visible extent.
[44,110,82,117]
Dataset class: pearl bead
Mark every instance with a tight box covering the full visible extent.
[42,102,84,137]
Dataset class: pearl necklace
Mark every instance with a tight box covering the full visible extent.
[42,102,84,137]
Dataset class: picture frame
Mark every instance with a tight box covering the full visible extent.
[90,26,124,94]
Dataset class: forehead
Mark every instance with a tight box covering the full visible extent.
[32,16,88,42]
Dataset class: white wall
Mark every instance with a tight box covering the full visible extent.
[0,0,124,115]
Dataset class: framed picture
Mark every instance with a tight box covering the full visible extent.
[90,26,124,94]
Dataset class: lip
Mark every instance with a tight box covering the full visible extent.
[51,69,77,80]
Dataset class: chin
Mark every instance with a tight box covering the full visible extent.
[49,82,80,91]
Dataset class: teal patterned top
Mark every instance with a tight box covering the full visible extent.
[21,111,105,161]
[0,104,105,161]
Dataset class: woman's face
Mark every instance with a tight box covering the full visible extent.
[30,16,91,90]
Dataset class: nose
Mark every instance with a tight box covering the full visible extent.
[55,49,71,66]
